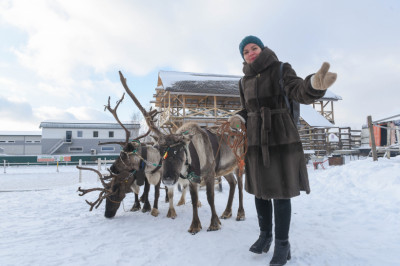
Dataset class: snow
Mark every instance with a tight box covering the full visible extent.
[1,157,399,266]
[300,104,334,128]
[158,70,241,89]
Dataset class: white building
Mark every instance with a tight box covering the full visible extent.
[39,120,140,155]
[0,131,42,155]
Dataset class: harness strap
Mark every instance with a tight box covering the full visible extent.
[150,158,162,174]
[205,129,221,171]
[179,143,201,183]
[135,146,147,186]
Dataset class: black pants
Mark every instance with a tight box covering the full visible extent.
[254,197,291,240]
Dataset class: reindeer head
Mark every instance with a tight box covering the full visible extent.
[110,141,141,174]
[158,133,192,186]
[76,167,135,218]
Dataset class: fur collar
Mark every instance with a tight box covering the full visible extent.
[242,47,279,76]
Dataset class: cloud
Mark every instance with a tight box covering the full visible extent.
[0,0,399,131]
[0,96,34,120]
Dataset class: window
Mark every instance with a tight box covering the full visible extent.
[93,131,98,138]
[77,131,83,137]
[109,131,114,138]
[101,146,115,152]
[69,147,83,152]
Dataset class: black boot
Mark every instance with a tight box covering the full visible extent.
[249,231,272,254]
[270,239,291,266]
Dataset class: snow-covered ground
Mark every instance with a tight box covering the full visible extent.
[1,156,399,266]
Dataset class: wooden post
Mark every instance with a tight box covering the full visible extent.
[97,158,101,171]
[214,96,217,118]
[79,159,82,183]
[367,116,378,161]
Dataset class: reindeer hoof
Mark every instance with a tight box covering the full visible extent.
[220,213,232,219]
[177,199,185,206]
[130,206,141,212]
[207,224,221,232]
[188,225,202,234]
[236,214,246,221]
[236,209,245,221]
[167,208,177,219]
[142,203,151,213]
[151,208,159,217]
[208,217,221,231]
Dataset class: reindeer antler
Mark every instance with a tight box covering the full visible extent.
[119,71,164,139]
[76,166,136,211]
[103,94,131,144]
[76,166,117,211]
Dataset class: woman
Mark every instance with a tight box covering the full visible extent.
[229,36,337,266]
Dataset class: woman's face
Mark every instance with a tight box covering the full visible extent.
[243,43,262,64]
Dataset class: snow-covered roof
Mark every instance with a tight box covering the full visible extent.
[300,104,335,127]
[158,71,241,96]
[39,120,140,129]
[0,131,42,136]
[158,70,342,100]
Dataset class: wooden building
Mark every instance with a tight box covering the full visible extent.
[152,70,342,133]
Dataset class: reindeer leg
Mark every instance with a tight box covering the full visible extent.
[205,174,221,232]
[131,193,141,211]
[188,182,202,234]
[236,169,245,221]
[151,179,160,217]
[142,179,151,213]
[177,184,187,206]
[166,186,177,219]
[165,187,169,203]
[139,191,145,203]
[220,173,236,219]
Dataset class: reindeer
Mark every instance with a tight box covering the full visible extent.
[108,139,162,217]
[102,93,163,218]
[118,71,247,234]
[77,93,162,218]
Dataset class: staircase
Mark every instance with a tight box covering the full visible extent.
[47,139,68,155]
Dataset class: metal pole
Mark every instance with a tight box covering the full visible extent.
[367,115,378,161]
[79,159,82,183]
[3,160,6,174]
[56,161,59,172]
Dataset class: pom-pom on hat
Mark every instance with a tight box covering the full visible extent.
[239,35,264,59]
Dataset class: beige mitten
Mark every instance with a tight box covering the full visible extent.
[312,62,337,90]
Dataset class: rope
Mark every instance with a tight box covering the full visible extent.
[214,121,248,176]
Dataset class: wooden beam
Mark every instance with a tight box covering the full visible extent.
[367,115,378,161]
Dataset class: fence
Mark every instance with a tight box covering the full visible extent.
[299,127,361,156]
[2,158,115,175]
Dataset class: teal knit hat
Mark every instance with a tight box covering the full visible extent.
[239,35,264,59]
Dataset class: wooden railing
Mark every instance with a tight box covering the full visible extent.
[299,127,361,155]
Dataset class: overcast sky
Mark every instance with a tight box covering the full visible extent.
[0,0,399,131]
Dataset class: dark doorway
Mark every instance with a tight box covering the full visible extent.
[66,131,72,142]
